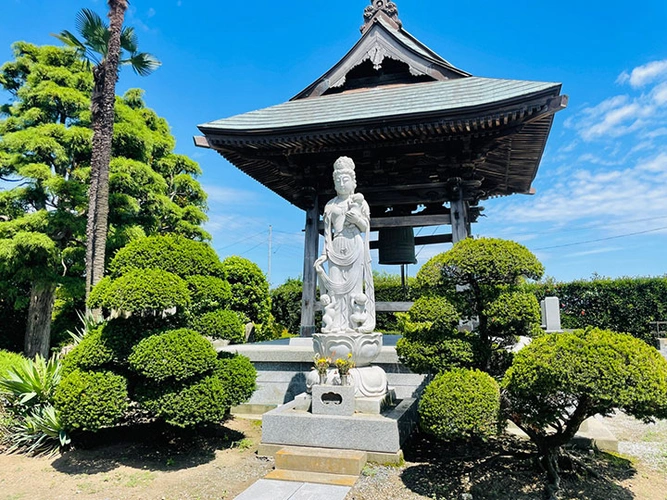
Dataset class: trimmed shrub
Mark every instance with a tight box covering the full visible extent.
[190,310,245,343]
[100,315,185,363]
[61,327,114,375]
[270,278,303,335]
[215,353,257,408]
[88,269,190,313]
[135,375,228,428]
[419,368,500,442]
[0,350,25,379]
[128,328,217,382]
[109,234,223,279]
[396,297,475,374]
[55,369,128,431]
[185,275,232,314]
[503,327,667,489]
[484,291,542,339]
[220,256,271,325]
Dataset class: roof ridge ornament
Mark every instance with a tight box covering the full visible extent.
[362,0,402,33]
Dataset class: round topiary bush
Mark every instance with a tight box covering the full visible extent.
[88,269,191,313]
[419,368,500,442]
[109,234,223,279]
[61,327,114,375]
[189,310,246,343]
[135,375,228,428]
[484,291,542,338]
[55,369,128,431]
[185,275,232,314]
[220,256,271,324]
[0,350,26,379]
[408,296,460,329]
[128,328,217,382]
[215,352,257,408]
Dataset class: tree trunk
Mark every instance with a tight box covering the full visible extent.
[84,0,128,308]
[24,281,56,358]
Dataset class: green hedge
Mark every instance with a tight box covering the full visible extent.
[419,368,501,442]
[62,327,114,375]
[55,369,128,431]
[135,375,229,428]
[189,310,246,343]
[128,328,217,382]
[0,350,25,379]
[527,277,667,345]
[215,353,257,408]
[271,278,303,335]
[185,275,232,314]
[109,234,223,278]
[221,256,271,325]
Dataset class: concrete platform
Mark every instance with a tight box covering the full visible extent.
[265,469,359,487]
[261,397,418,454]
[276,446,367,476]
[234,479,350,500]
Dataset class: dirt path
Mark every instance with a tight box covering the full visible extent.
[0,418,272,500]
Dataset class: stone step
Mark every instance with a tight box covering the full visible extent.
[275,446,367,476]
[265,469,359,487]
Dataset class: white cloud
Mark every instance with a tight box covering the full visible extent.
[147,7,156,18]
[203,184,262,206]
[618,60,667,88]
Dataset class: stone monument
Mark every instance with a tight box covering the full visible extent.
[308,157,388,398]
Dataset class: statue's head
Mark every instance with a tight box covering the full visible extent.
[333,156,357,195]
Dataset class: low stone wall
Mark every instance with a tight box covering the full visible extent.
[218,335,427,410]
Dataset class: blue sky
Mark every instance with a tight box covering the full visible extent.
[2,0,666,287]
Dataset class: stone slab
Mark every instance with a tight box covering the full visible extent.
[276,446,367,475]
[265,469,358,488]
[261,397,418,454]
[234,479,302,500]
[355,390,395,414]
[312,384,356,416]
[288,481,351,499]
[258,443,404,466]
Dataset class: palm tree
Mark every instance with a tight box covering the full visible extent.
[54,6,160,307]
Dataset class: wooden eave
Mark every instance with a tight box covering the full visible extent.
[293,15,470,100]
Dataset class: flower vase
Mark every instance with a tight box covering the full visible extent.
[319,372,327,385]
[340,374,349,386]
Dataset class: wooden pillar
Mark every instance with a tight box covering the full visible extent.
[300,196,319,337]
[450,196,470,244]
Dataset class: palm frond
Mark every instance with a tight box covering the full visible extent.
[120,26,139,54]
[51,30,86,53]
[122,52,161,77]
[76,8,109,57]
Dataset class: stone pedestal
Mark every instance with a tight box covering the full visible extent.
[312,385,355,416]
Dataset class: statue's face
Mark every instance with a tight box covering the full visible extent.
[334,172,355,196]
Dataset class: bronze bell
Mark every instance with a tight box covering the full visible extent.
[378,227,417,265]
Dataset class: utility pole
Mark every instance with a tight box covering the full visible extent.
[268,225,272,285]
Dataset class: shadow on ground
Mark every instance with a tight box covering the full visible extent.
[51,421,246,475]
[401,431,636,500]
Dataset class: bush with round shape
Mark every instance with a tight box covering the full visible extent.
[419,368,500,442]
[0,350,25,379]
[220,256,271,325]
[270,278,303,335]
[109,234,223,279]
[128,328,217,382]
[189,310,245,343]
[185,275,232,314]
[88,268,190,313]
[61,327,114,375]
[484,291,542,339]
[215,352,257,408]
[135,375,228,428]
[503,327,667,493]
[55,369,128,432]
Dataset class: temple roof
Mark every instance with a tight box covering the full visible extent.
[195,1,567,213]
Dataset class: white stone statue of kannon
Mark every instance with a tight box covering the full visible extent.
[315,156,376,334]
[310,157,387,399]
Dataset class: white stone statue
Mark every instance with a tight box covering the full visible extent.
[315,156,375,334]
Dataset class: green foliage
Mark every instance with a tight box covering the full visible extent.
[61,327,114,374]
[0,350,25,379]
[215,352,257,408]
[109,234,220,279]
[135,375,228,428]
[270,278,303,335]
[527,276,667,346]
[396,297,476,374]
[4,405,70,456]
[419,368,501,442]
[0,354,61,407]
[128,328,217,382]
[374,271,418,332]
[484,291,542,339]
[189,310,246,343]
[503,328,667,429]
[55,369,128,431]
[185,275,232,315]
[220,256,271,325]
[88,269,190,313]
